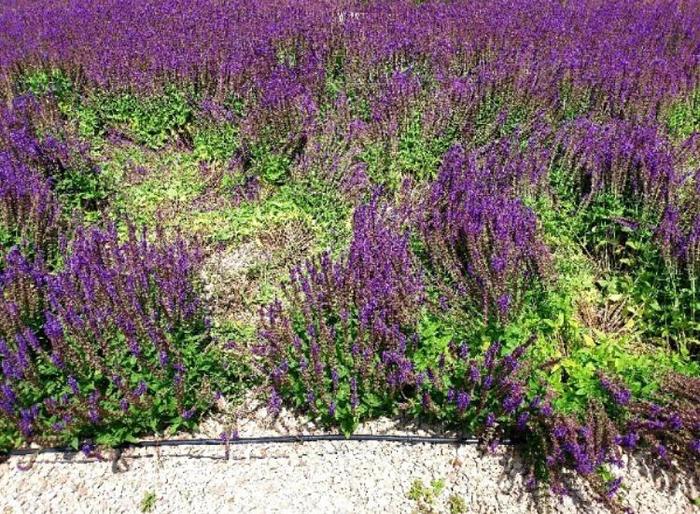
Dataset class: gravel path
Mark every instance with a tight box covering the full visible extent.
[2,409,698,514]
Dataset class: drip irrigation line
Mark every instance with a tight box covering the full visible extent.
[2,433,517,458]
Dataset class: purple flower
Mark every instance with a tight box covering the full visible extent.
[350,377,359,411]
[306,391,315,405]
[656,444,668,459]
[496,294,511,315]
[516,412,530,430]
[0,384,17,414]
[599,375,631,406]
[689,440,700,454]
[80,442,96,457]
[553,424,568,439]
[468,363,480,383]
[456,391,470,412]
[503,392,523,414]
[485,412,496,427]
[133,381,147,398]
[67,376,79,395]
[422,391,431,410]
[19,406,39,437]
[615,432,639,449]
[606,477,623,499]
[268,388,282,416]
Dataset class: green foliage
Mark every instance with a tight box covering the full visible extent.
[249,143,293,185]
[77,88,192,148]
[526,183,699,414]
[186,190,314,244]
[407,478,444,502]
[359,141,399,189]
[108,151,205,228]
[51,159,110,221]
[280,177,353,251]
[6,72,111,218]
[665,88,700,140]
[395,112,455,182]
[192,123,239,162]
[557,192,699,353]
[447,494,467,514]
[360,110,456,189]
[407,478,448,514]
[190,97,242,162]
[16,68,74,104]
[140,491,157,513]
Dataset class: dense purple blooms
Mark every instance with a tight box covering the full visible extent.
[598,373,631,406]
[555,118,687,210]
[655,171,700,276]
[0,3,697,509]
[0,223,208,446]
[1,0,697,124]
[0,94,101,200]
[0,93,103,259]
[421,144,552,321]
[256,196,424,420]
[613,373,700,473]
[0,158,60,255]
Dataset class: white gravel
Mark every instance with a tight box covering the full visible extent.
[2,408,698,514]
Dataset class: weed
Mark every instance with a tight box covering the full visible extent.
[447,494,467,514]
[140,491,157,513]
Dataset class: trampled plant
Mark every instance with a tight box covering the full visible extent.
[0,157,60,256]
[0,93,106,218]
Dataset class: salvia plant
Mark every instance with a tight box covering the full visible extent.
[0,157,60,256]
[0,224,212,449]
[554,117,693,213]
[419,339,537,437]
[0,93,105,216]
[655,169,700,277]
[0,1,698,510]
[607,372,700,476]
[420,143,552,322]
[255,196,425,431]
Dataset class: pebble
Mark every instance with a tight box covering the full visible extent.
[2,404,698,513]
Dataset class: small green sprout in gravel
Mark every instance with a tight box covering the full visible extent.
[140,491,157,513]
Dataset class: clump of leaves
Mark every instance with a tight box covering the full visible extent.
[140,490,157,513]
[407,478,447,513]
[447,494,467,514]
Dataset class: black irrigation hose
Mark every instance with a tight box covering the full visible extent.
[2,433,517,458]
